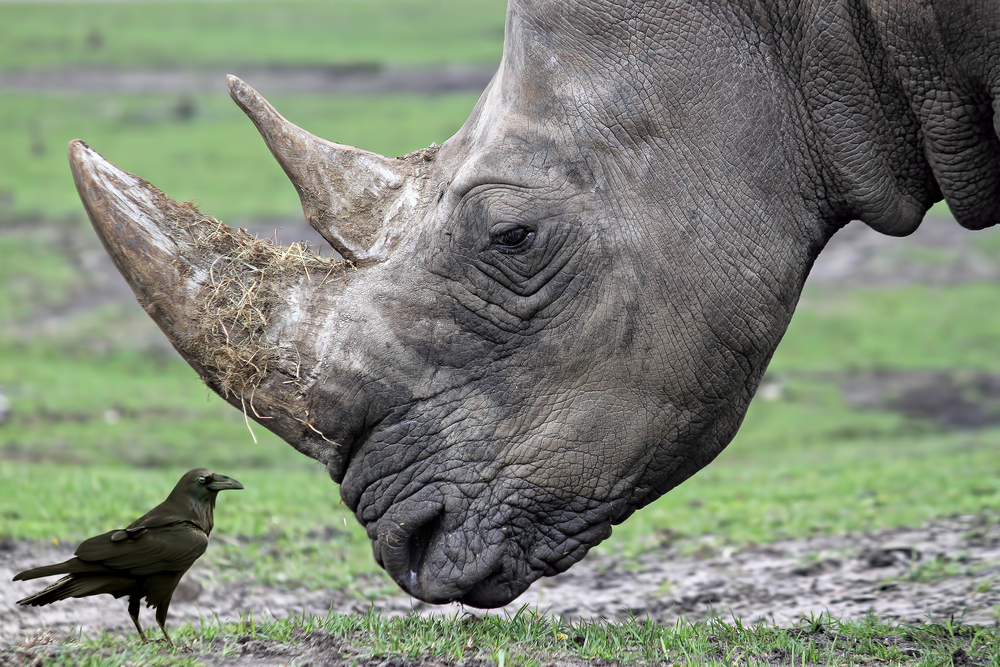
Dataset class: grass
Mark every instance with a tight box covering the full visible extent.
[0,342,296,469]
[0,90,481,220]
[0,0,506,70]
[776,283,1000,371]
[611,427,1000,557]
[0,229,79,321]
[4,608,998,666]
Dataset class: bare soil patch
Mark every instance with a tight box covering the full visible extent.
[2,513,997,650]
[841,370,1000,429]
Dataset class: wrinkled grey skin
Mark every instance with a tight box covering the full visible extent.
[70,0,999,608]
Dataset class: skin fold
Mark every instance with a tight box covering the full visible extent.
[68,0,998,607]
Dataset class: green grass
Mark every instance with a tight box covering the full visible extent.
[0,230,79,321]
[775,284,1000,371]
[5,608,998,666]
[0,0,506,70]
[613,427,1000,557]
[0,342,298,469]
[0,91,481,220]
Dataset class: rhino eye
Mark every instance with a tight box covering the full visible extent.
[491,226,534,252]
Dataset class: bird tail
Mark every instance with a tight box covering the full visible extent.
[14,558,111,581]
[17,574,133,606]
[13,560,77,581]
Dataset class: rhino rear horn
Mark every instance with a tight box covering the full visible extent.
[227,75,435,263]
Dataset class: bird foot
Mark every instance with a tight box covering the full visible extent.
[135,639,183,653]
[141,637,175,649]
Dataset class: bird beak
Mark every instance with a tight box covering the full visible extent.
[207,475,244,491]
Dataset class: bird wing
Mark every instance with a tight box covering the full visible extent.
[127,504,194,531]
[74,522,209,576]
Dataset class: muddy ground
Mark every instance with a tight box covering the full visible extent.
[1,512,998,652]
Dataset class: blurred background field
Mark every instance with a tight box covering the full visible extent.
[0,0,998,601]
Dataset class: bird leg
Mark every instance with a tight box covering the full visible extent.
[155,601,175,648]
[128,597,149,644]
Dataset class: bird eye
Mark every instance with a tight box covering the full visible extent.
[492,226,534,252]
[197,476,207,485]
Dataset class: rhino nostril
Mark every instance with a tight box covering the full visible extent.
[405,512,440,588]
[375,496,444,597]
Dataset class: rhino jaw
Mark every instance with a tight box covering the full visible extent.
[367,488,618,607]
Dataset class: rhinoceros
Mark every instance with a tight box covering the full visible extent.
[70,0,998,607]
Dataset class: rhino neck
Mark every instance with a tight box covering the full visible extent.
[504,0,1000,237]
[762,0,1000,234]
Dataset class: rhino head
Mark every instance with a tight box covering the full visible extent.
[71,0,999,607]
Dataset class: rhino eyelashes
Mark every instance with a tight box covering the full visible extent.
[491,226,536,253]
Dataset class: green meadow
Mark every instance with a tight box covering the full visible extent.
[0,0,507,70]
[1,1,998,664]
[11,609,1000,667]
[0,91,482,220]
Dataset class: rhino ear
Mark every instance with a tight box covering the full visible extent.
[228,76,435,263]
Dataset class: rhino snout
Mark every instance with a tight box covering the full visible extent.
[360,476,621,607]
[367,488,514,605]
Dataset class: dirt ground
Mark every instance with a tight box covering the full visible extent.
[2,512,998,650]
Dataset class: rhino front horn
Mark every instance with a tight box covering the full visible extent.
[227,75,438,264]
[68,139,352,468]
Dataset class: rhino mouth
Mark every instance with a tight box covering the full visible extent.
[391,512,613,608]
[350,443,620,607]
[368,498,525,607]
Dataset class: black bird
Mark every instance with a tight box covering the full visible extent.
[13,468,243,646]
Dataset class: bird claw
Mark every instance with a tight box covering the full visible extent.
[140,637,178,651]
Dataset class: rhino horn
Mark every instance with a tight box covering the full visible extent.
[227,75,436,263]
[69,139,348,467]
